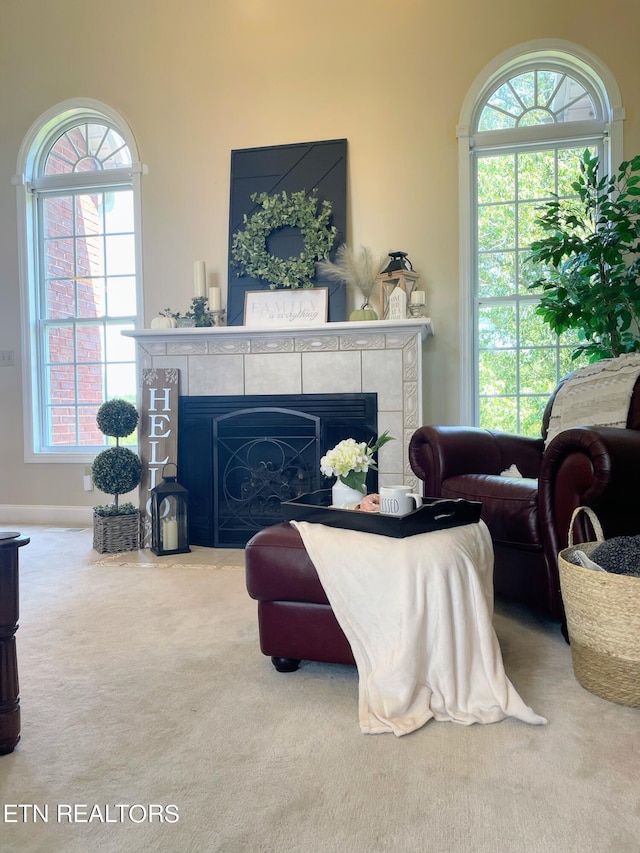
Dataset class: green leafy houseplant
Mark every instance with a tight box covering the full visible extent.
[92,399,142,516]
[161,296,215,327]
[527,149,640,361]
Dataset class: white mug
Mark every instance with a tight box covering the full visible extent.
[379,485,423,516]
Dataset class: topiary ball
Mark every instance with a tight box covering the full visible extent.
[96,398,139,439]
[92,446,142,497]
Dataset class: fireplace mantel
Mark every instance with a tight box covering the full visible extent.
[124,318,433,487]
[124,317,433,344]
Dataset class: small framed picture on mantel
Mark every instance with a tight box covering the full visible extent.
[243,288,328,328]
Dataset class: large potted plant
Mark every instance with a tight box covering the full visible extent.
[527,149,640,361]
[91,398,143,553]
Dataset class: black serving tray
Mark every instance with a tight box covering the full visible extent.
[281,490,482,538]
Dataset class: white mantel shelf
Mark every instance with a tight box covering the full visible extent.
[124,317,433,342]
[124,318,433,488]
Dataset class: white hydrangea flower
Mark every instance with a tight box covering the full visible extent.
[319,430,393,492]
[320,438,373,479]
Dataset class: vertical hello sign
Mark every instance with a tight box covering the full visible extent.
[139,368,180,548]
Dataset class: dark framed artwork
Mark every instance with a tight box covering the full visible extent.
[227,138,347,326]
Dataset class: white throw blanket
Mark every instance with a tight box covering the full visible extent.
[290,520,546,736]
[546,353,640,446]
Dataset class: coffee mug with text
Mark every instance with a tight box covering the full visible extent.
[379,485,423,516]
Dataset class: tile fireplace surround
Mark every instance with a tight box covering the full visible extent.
[125,318,433,489]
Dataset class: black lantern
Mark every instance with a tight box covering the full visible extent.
[150,463,191,556]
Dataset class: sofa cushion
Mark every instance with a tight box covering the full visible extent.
[442,474,541,548]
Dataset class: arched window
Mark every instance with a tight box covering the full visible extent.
[457,41,623,433]
[15,100,144,460]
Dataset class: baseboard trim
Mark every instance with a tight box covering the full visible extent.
[0,505,95,525]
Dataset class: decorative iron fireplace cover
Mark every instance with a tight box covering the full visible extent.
[214,408,320,546]
[178,393,377,547]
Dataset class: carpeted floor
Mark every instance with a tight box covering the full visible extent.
[1,525,639,852]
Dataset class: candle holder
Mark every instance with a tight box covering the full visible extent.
[409,290,428,318]
[210,309,226,327]
[408,302,429,318]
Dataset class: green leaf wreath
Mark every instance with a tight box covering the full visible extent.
[231,189,337,289]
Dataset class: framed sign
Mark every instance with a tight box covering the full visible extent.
[243,288,328,328]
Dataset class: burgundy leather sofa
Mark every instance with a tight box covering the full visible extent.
[245,521,354,671]
[408,376,640,621]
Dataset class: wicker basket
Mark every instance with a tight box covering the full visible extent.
[93,510,140,554]
[558,506,640,707]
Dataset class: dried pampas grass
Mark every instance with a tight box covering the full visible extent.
[316,244,385,303]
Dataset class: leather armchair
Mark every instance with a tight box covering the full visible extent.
[408,377,640,621]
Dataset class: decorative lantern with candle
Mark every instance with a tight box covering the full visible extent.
[150,463,191,556]
[376,251,421,319]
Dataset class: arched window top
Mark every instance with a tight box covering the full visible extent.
[17,98,141,188]
[477,69,597,131]
[458,40,623,156]
[44,122,131,176]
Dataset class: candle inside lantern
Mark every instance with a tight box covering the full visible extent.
[194,261,206,298]
[208,286,221,310]
[162,518,178,550]
[410,290,426,305]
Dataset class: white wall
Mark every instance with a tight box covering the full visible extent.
[1,0,639,514]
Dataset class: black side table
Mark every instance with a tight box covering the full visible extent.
[0,532,30,755]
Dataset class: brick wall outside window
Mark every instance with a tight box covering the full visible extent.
[44,190,106,444]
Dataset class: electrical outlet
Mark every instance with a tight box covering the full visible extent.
[83,474,93,492]
[0,350,15,367]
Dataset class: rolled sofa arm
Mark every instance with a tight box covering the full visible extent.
[408,425,543,496]
[538,426,640,567]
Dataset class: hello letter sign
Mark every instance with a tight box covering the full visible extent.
[139,367,180,548]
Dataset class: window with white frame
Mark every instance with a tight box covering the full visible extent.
[16,101,144,460]
[457,43,623,434]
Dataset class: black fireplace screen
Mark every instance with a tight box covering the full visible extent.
[178,393,377,547]
[214,408,320,544]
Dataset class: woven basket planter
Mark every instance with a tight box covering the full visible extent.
[559,507,640,708]
[93,510,140,554]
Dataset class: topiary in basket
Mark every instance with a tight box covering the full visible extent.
[91,399,143,553]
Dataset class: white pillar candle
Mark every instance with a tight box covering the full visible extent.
[208,286,221,310]
[162,518,178,550]
[194,261,207,298]
[410,290,426,304]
